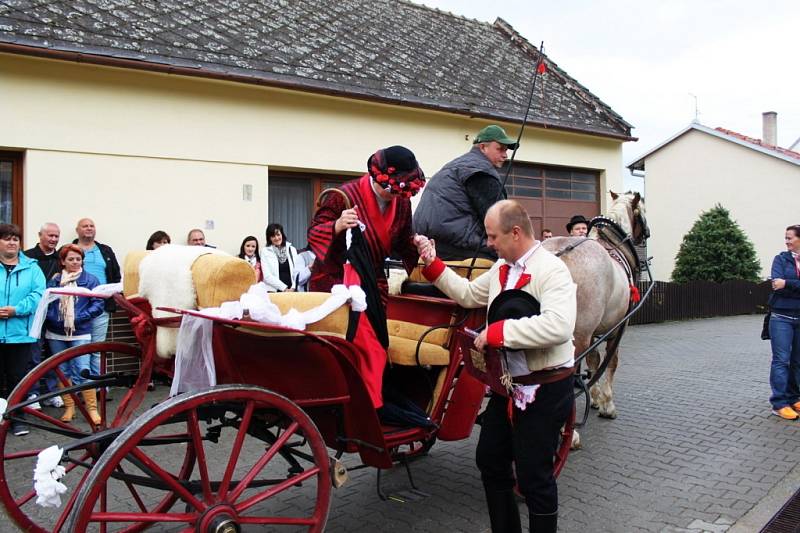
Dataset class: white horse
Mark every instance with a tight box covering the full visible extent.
[543,191,648,433]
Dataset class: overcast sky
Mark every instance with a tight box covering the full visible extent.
[412,0,799,192]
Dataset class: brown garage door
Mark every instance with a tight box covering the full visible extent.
[503,162,599,237]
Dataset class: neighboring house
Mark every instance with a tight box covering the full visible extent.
[1,0,633,260]
[628,113,800,281]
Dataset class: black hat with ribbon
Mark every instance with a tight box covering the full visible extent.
[487,289,541,325]
[367,145,425,199]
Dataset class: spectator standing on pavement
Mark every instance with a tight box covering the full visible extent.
[238,235,263,282]
[414,200,576,533]
[768,224,800,420]
[146,230,171,250]
[0,223,46,436]
[262,223,299,292]
[566,215,589,237]
[413,124,517,260]
[74,218,121,379]
[24,223,61,281]
[45,244,104,424]
[24,222,63,408]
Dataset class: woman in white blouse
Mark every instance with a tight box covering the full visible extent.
[262,223,302,292]
[237,235,263,282]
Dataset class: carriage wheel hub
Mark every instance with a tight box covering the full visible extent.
[198,505,240,533]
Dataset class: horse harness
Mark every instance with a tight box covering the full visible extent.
[555,216,642,304]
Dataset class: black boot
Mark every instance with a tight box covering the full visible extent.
[530,511,558,533]
[484,489,522,533]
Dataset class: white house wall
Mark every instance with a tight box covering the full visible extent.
[2,53,626,261]
[645,129,799,280]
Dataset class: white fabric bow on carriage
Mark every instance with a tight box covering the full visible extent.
[170,282,367,397]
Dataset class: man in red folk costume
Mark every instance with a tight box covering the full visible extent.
[307,146,424,409]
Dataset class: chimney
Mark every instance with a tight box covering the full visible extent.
[762,111,777,147]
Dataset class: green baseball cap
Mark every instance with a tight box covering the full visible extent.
[473,125,519,149]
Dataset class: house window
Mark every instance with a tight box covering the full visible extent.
[268,172,353,249]
[503,161,600,237]
[503,164,598,202]
[0,152,23,229]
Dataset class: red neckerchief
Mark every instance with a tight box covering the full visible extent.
[498,263,532,290]
[357,174,396,253]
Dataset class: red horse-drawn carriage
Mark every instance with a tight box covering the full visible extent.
[0,264,576,532]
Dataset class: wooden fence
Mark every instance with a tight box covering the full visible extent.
[629,280,771,325]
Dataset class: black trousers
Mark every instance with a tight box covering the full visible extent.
[0,342,34,398]
[476,376,573,516]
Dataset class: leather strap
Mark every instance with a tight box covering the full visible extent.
[513,365,574,386]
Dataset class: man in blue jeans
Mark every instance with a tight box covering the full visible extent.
[74,218,121,378]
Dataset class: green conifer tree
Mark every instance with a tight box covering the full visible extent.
[671,204,760,282]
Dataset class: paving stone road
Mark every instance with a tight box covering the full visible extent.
[3,314,796,532]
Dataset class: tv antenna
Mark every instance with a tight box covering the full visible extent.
[688,93,700,123]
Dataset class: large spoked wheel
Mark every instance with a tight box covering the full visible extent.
[554,402,576,478]
[0,342,191,533]
[67,385,332,533]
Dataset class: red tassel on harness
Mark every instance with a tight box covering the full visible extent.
[629,284,641,304]
[507,396,514,427]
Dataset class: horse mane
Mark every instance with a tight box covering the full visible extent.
[605,194,635,236]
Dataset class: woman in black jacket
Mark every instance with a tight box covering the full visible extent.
[768,224,800,420]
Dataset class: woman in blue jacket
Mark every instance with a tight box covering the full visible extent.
[45,244,104,424]
[768,224,800,420]
[0,224,45,436]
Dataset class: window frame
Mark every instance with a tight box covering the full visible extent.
[0,151,24,230]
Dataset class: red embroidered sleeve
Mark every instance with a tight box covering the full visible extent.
[421,258,446,281]
[486,320,505,348]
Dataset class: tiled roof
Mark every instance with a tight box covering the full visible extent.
[714,127,800,161]
[0,0,632,140]
[627,122,800,171]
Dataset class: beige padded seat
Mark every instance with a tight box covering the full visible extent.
[386,319,450,366]
[408,257,493,282]
[266,292,350,336]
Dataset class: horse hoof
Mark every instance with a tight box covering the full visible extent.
[570,431,582,450]
[590,403,599,410]
[598,410,617,419]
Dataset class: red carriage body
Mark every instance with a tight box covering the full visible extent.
[0,284,520,532]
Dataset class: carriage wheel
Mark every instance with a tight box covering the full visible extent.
[0,342,193,533]
[67,385,332,533]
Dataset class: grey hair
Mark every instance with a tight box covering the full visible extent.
[39,222,59,233]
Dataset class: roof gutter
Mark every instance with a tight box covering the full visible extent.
[0,42,636,142]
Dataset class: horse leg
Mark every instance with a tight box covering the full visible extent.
[585,344,602,410]
[596,336,621,419]
[571,336,592,450]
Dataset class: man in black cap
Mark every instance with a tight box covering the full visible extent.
[566,214,589,237]
[413,124,518,260]
[414,199,576,533]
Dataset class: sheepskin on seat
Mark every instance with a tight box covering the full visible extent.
[128,246,256,358]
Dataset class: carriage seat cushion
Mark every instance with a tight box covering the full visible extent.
[266,292,350,336]
[387,319,450,366]
[408,257,494,283]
